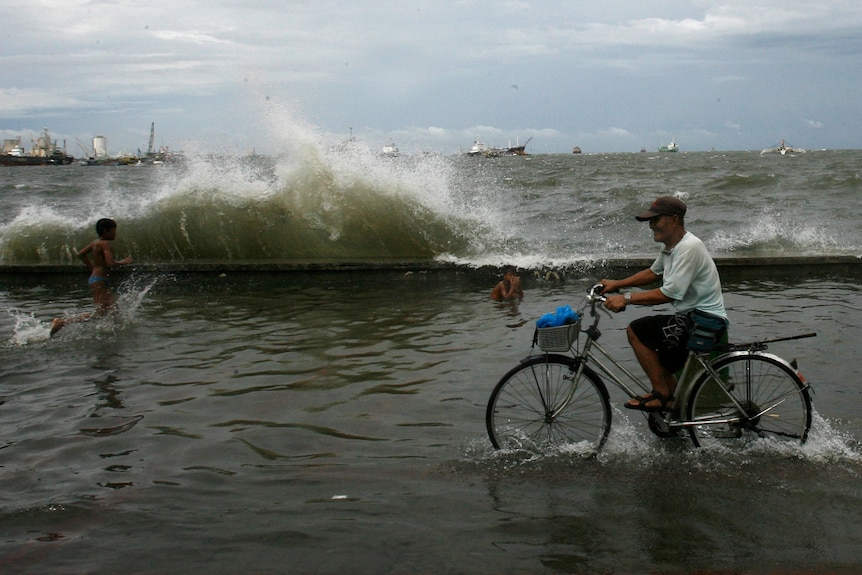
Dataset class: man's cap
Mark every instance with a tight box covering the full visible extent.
[635,196,687,221]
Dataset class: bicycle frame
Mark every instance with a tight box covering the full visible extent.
[550,286,813,430]
[558,309,704,423]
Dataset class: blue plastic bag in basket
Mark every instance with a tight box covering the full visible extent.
[536,305,579,328]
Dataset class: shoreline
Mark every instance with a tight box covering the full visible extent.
[0,255,859,279]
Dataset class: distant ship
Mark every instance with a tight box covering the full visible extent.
[503,136,532,156]
[760,139,806,155]
[466,136,531,157]
[467,138,494,157]
[381,142,400,157]
[658,139,679,153]
[1,128,75,166]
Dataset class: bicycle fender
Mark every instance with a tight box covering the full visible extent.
[711,350,799,372]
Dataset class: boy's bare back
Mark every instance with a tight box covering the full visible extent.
[88,238,114,276]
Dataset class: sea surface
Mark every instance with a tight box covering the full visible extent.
[1,143,861,574]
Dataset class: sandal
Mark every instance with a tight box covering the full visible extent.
[624,390,674,413]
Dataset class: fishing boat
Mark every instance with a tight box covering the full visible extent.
[1,129,75,166]
[760,139,806,155]
[658,139,679,153]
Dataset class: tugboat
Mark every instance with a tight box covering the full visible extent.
[1,128,75,166]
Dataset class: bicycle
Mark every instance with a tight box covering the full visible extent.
[486,284,816,453]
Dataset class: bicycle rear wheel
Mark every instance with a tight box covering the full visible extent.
[686,353,811,449]
[486,355,611,453]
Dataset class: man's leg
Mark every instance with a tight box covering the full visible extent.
[625,324,677,409]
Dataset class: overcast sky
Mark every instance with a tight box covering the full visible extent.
[2,1,861,156]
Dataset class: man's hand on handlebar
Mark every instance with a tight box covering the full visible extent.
[597,279,621,295]
[592,281,626,313]
[603,294,627,313]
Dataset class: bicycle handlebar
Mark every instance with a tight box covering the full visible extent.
[584,284,610,318]
[588,283,607,303]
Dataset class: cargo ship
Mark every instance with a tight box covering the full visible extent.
[1,128,75,166]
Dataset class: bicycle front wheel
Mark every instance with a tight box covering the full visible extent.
[486,355,611,453]
[686,353,812,449]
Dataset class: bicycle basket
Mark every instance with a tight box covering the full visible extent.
[537,321,580,352]
[687,309,727,352]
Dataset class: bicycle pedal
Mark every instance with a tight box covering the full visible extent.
[647,412,680,438]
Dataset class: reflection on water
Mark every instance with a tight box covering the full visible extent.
[0,271,860,573]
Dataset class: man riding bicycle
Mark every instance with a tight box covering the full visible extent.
[599,196,727,412]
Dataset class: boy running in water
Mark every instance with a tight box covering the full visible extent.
[51,218,133,336]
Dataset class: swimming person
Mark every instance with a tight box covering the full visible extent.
[491,266,524,301]
[51,218,133,336]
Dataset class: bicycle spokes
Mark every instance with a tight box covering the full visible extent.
[687,354,811,448]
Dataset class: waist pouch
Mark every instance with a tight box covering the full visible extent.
[687,309,728,352]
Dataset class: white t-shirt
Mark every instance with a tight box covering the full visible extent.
[650,231,727,321]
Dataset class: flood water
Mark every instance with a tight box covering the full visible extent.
[1,269,860,574]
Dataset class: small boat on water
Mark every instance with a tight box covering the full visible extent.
[658,139,679,153]
[760,139,806,155]
[1,128,75,166]
[381,142,400,157]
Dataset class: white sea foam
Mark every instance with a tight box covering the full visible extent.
[468,407,862,474]
[709,204,847,255]
[5,310,52,346]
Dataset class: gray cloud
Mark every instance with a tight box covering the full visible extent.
[2,1,860,154]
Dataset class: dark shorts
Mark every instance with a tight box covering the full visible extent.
[629,314,690,374]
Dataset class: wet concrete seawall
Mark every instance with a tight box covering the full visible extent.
[1,256,860,284]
